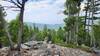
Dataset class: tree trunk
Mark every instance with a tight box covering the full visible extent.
[71,26,74,44]
[88,11,91,46]
[91,0,95,47]
[84,0,89,42]
[65,32,68,44]
[69,30,71,44]
[17,3,25,51]
[75,12,80,46]
[4,23,14,49]
[0,42,2,48]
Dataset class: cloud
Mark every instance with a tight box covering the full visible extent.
[1,0,65,24]
[0,1,14,6]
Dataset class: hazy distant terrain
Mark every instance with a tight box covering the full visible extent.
[25,22,64,30]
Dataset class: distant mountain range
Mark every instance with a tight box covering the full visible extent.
[25,22,64,30]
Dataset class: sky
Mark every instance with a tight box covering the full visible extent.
[0,0,66,24]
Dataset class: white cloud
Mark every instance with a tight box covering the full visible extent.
[0,1,14,6]
[1,0,65,24]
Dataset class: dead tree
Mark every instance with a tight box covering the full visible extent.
[3,0,28,51]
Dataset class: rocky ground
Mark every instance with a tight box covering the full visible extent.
[0,41,96,56]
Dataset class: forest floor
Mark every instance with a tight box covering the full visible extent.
[0,41,97,56]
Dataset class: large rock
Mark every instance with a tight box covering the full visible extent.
[0,47,9,56]
[21,44,30,49]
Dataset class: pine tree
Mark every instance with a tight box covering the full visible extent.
[64,0,83,45]
[0,5,5,48]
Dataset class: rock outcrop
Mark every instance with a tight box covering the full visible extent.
[0,41,94,56]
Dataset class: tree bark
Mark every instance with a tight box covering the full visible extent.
[17,2,25,51]
[84,0,89,42]
[75,12,80,46]
[87,11,91,46]
[4,22,14,49]
[91,0,95,47]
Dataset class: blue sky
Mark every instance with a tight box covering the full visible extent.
[0,0,66,24]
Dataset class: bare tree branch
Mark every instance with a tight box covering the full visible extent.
[17,0,22,5]
[3,6,18,8]
[10,0,21,8]
[4,0,21,8]
[12,9,20,11]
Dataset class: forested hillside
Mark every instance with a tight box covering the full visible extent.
[25,22,64,30]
